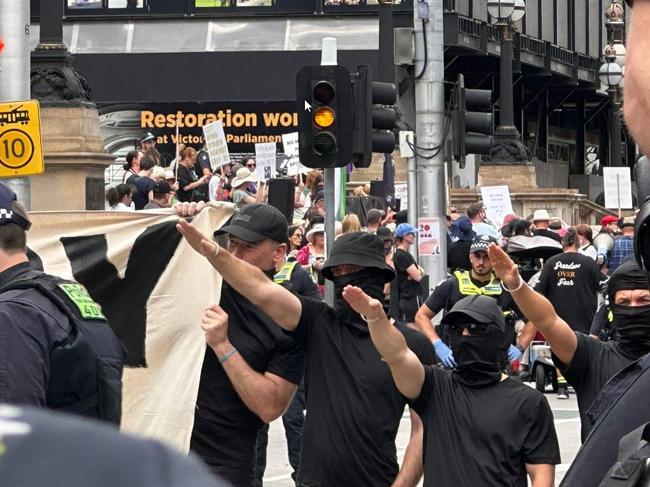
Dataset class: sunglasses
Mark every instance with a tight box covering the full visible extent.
[449,322,491,336]
[246,163,256,168]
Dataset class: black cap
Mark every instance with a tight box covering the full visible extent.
[0,183,31,231]
[470,234,497,254]
[376,225,393,242]
[321,231,395,283]
[441,295,505,332]
[140,132,155,143]
[152,180,172,197]
[215,204,288,244]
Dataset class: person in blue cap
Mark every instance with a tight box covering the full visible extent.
[393,223,425,325]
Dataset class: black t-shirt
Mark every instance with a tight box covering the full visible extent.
[195,150,212,178]
[393,248,422,299]
[126,174,155,210]
[190,284,304,477]
[534,252,603,334]
[411,367,561,487]
[533,228,563,242]
[177,165,209,203]
[447,240,472,271]
[289,296,435,487]
[287,264,322,301]
[553,332,634,441]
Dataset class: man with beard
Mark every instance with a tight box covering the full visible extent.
[342,289,560,487]
[488,245,650,441]
[415,234,523,368]
[176,222,434,487]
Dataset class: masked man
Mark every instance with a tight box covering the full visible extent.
[342,288,560,487]
[177,222,434,487]
[489,245,650,441]
[415,235,524,368]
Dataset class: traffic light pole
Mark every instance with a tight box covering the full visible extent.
[413,0,447,291]
[321,38,337,306]
[0,0,31,208]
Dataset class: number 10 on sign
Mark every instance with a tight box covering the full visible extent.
[0,100,44,177]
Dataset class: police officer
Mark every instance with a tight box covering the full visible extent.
[414,234,523,368]
[0,183,124,424]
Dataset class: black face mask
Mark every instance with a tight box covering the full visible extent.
[612,303,650,359]
[449,324,504,387]
[332,269,386,326]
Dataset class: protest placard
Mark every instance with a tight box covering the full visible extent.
[480,185,513,227]
[255,142,277,180]
[202,121,230,168]
[418,217,442,255]
[282,132,310,176]
[603,167,633,211]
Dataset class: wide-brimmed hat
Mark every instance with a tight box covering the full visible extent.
[532,209,552,222]
[215,204,288,244]
[231,167,257,188]
[620,216,636,229]
[321,231,395,283]
[306,223,325,243]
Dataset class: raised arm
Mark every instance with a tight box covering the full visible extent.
[487,244,577,365]
[342,285,425,400]
[177,218,302,330]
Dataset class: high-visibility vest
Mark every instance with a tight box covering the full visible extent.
[453,270,502,296]
[274,261,297,284]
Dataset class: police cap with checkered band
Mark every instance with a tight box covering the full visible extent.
[0,183,31,231]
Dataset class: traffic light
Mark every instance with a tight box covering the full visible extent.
[351,65,397,168]
[452,74,494,167]
[296,65,354,168]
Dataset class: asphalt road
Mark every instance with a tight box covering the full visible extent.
[261,386,581,487]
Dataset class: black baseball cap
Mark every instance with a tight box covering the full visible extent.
[441,295,505,332]
[152,180,172,197]
[215,204,288,244]
[470,235,497,254]
[321,231,395,283]
[0,182,31,231]
[140,132,155,143]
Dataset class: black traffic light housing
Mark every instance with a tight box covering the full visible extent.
[452,73,494,167]
[351,65,397,168]
[296,65,354,168]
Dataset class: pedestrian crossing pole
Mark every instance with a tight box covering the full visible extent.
[0,0,31,208]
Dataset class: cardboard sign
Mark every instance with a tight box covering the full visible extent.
[480,185,513,227]
[603,167,633,210]
[282,132,310,176]
[255,142,277,180]
[202,120,230,168]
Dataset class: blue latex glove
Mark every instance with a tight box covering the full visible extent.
[508,344,523,362]
[433,339,456,369]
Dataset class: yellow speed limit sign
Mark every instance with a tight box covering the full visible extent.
[0,100,44,177]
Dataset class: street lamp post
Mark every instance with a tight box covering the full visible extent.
[485,0,528,163]
[599,0,626,167]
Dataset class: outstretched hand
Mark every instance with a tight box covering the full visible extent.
[176,218,221,258]
[487,243,520,289]
[341,285,385,322]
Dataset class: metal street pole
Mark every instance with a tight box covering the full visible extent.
[414,0,447,290]
[609,88,622,167]
[0,0,31,207]
[499,26,516,130]
[321,37,337,306]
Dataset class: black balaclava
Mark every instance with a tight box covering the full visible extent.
[449,322,505,387]
[608,259,650,359]
[332,268,386,327]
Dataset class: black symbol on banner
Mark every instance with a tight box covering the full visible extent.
[0,106,30,126]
